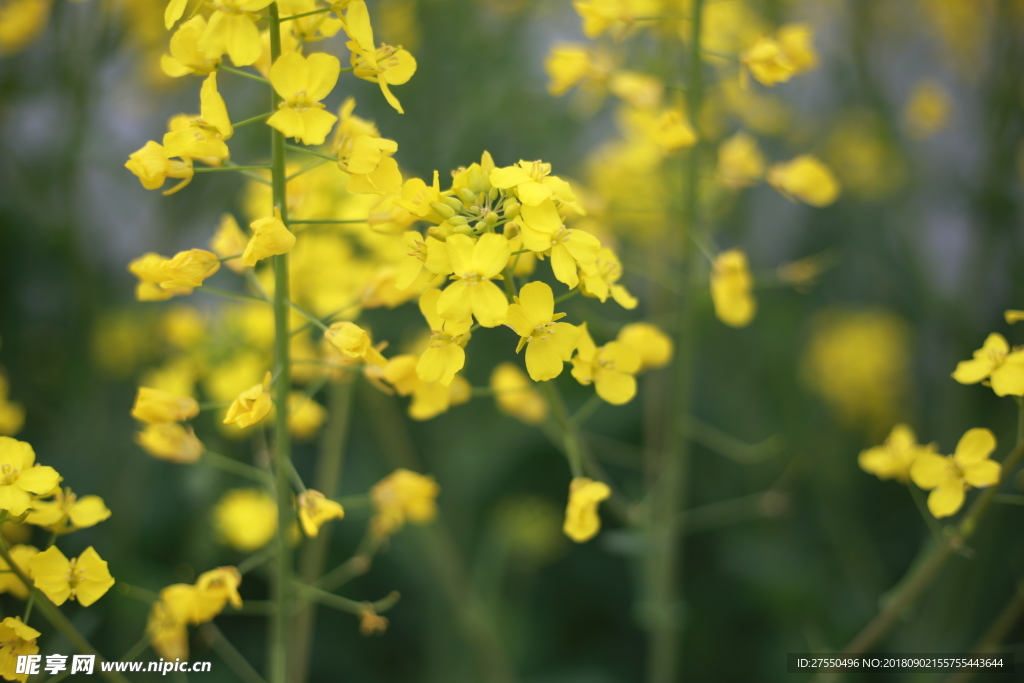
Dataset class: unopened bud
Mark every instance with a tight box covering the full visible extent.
[503,199,521,219]
[429,201,457,220]
[442,196,464,212]
[453,223,475,236]
[483,211,499,227]
[487,187,499,203]
[447,216,469,227]
[458,187,477,206]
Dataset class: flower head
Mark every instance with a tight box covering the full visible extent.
[562,477,610,543]
[490,363,548,425]
[214,489,277,551]
[571,324,641,405]
[242,208,296,266]
[223,372,273,429]
[370,468,439,535]
[131,387,199,424]
[30,545,114,606]
[136,422,204,463]
[710,249,756,328]
[505,281,582,381]
[910,428,1000,518]
[767,155,840,207]
[267,51,341,145]
[951,333,1024,396]
[298,489,345,537]
[437,234,511,328]
[0,437,61,516]
[0,616,40,682]
[859,424,937,483]
[325,322,388,367]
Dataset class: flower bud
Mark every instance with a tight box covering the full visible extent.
[429,201,457,220]
[458,187,478,206]
[503,199,521,219]
[442,196,464,212]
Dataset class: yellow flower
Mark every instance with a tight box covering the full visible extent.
[325,322,388,367]
[0,0,50,56]
[136,423,204,464]
[910,428,1001,518]
[571,324,641,405]
[416,289,471,386]
[767,155,841,207]
[214,489,277,551]
[163,73,234,160]
[710,249,756,328]
[437,234,511,328]
[0,438,60,516]
[505,281,582,382]
[650,107,697,153]
[267,51,341,145]
[562,477,610,543]
[298,489,345,537]
[223,372,273,429]
[380,356,471,421]
[579,247,636,308]
[1005,310,1024,324]
[288,392,327,441]
[776,23,817,73]
[517,200,600,289]
[490,160,574,207]
[210,213,248,272]
[741,37,794,87]
[125,141,194,195]
[394,231,451,290]
[159,249,221,289]
[192,566,243,622]
[370,468,439,535]
[952,333,1024,396]
[30,546,114,606]
[573,0,658,40]
[717,131,765,189]
[490,363,548,425]
[0,616,40,683]
[148,600,189,661]
[0,546,38,600]
[342,135,402,195]
[905,80,951,139]
[350,43,417,114]
[162,16,221,77]
[131,387,199,425]
[0,376,24,437]
[198,0,274,67]
[859,424,937,483]
[544,43,613,97]
[242,208,296,266]
[616,322,673,371]
[127,253,190,302]
[25,488,111,534]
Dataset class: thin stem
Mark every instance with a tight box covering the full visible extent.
[203,450,274,486]
[288,218,369,225]
[218,253,243,263]
[279,7,330,22]
[218,64,270,84]
[292,582,399,617]
[119,633,152,661]
[267,6,293,683]
[943,581,1024,683]
[288,300,330,331]
[194,165,272,173]
[542,383,584,478]
[553,289,580,305]
[285,144,337,162]
[233,112,273,128]
[238,543,280,576]
[287,159,328,181]
[200,624,268,683]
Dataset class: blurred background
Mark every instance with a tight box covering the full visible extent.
[1,0,1024,681]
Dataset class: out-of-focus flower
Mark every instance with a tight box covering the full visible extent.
[905,80,951,139]
[136,422,205,463]
[131,387,199,425]
[490,363,548,424]
[0,375,24,436]
[223,372,273,429]
[859,424,937,483]
[298,490,345,537]
[571,324,641,404]
[767,155,840,207]
[717,131,765,189]
[617,322,673,372]
[211,214,249,272]
[214,489,277,551]
[0,0,50,56]
[562,477,610,543]
[242,208,296,266]
[710,249,756,328]
[370,468,439,535]
[0,546,38,599]
[288,392,327,441]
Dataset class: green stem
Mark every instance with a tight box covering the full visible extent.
[267,6,293,682]
[218,65,270,84]
[648,2,705,680]
[291,380,355,682]
[200,624,268,683]
[288,218,369,225]
[292,583,399,616]
[203,450,274,486]
[233,112,273,128]
[288,300,330,331]
[194,165,271,173]
[541,383,584,478]
[285,144,337,162]
[279,7,331,22]
[553,289,580,305]
[0,536,130,683]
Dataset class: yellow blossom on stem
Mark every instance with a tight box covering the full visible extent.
[159,249,221,289]
[490,160,574,207]
[214,489,277,551]
[210,213,249,272]
[198,0,275,67]
[859,424,937,483]
[288,392,327,441]
[162,16,221,78]
[505,281,582,382]
[131,387,200,424]
[741,36,794,87]
[148,600,189,661]
[242,208,296,266]
[616,322,673,371]
[128,253,191,301]
[30,546,114,607]
[437,233,511,327]
[417,289,471,386]
[370,468,439,535]
[0,376,24,437]
[0,437,60,516]
[490,363,548,425]
[905,80,951,139]
[0,616,40,683]
[343,136,402,195]
[1005,310,1024,324]
[136,422,205,464]
[517,200,600,289]
[350,43,417,114]
[562,477,610,543]
[951,333,1024,396]
[395,231,451,290]
[298,489,345,537]
[579,247,636,308]
[910,428,1001,518]
[325,322,388,367]
[26,488,111,534]
[379,355,471,420]
[223,371,273,428]
[767,155,841,207]
[710,249,756,328]
[571,323,641,405]
[267,51,341,145]
[193,566,243,622]
[0,546,38,600]
[717,131,765,189]
[776,23,817,73]
[163,73,233,161]
[125,141,194,196]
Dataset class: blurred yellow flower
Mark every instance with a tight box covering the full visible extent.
[197,0,274,66]
[952,333,1024,396]
[162,16,221,78]
[211,214,249,272]
[717,131,765,189]
[910,428,1000,518]
[193,566,243,622]
[370,468,439,535]
[616,322,673,371]
[767,155,840,207]
[131,387,199,424]
[298,489,345,537]
[30,546,114,607]
[325,322,388,368]
[287,392,327,441]
[0,546,38,600]
[136,423,205,463]
[710,249,756,328]
[268,51,341,145]
[905,80,951,139]
[490,363,548,425]
[214,489,277,551]
[0,0,50,56]
[380,355,472,420]
[579,247,636,309]
[562,477,610,543]
[859,424,936,483]
[223,371,273,429]
[242,208,296,266]
[0,375,24,437]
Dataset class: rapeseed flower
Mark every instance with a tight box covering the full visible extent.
[370,468,439,535]
[136,423,204,463]
[910,428,1000,518]
[951,333,1024,396]
[571,324,641,405]
[268,51,341,145]
[30,546,114,606]
[437,233,511,328]
[242,208,296,266]
[505,282,582,382]
[562,477,610,543]
[859,424,937,483]
[298,490,345,537]
[710,249,756,328]
[223,372,273,428]
[0,437,60,517]
[490,363,548,425]
[0,617,39,683]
